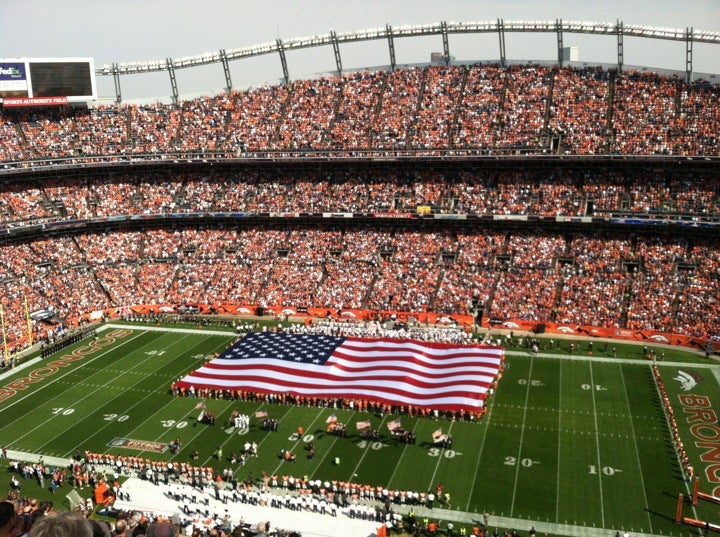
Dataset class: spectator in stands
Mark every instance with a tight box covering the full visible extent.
[0,63,718,348]
[1,64,719,159]
[0,501,21,537]
[27,511,92,537]
[113,519,128,537]
[145,522,175,537]
[89,520,111,537]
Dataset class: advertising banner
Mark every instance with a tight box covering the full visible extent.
[0,62,29,98]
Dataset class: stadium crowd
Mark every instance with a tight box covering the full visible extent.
[1,167,718,228]
[0,63,718,358]
[0,222,718,357]
[0,64,719,161]
[2,56,718,537]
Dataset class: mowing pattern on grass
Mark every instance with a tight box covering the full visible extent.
[1,324,717,537]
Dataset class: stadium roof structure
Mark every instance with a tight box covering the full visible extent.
[96,20,720,103]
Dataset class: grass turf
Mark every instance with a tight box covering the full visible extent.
[1,322,718,536]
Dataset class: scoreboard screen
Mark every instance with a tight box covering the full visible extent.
[29,61,94,98]
[0,57,96,105]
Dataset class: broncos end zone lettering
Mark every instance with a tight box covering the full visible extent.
[679,394,720,497]
[0,329,132,403]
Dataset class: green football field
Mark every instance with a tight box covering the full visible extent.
[1,322,718,536]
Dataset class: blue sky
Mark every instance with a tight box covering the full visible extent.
[1,0,718,101]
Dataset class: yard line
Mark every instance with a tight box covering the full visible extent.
[1,331,149,449]
[61,330,230,459]
[464,392,497,511]
[617,363,653,533]
[555,359,562,523]
[17,331,204,457]
[588,360,605,527]
[348,414,389,483]
[13,378,129,452]
[270,408,327,478]
[387,418,421,489]
[310,412,355,481]
[100,323,236,337]
[68,333,212,456]
[0,330,145,415]
[138,332,251,464]
[56,384,184,457]
[142,401,216,457]
[509,354,534,517]
[427,421,454,492]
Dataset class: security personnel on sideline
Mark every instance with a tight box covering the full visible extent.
[407,509,416,531]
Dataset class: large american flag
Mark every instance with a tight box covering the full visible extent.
[175,332,504,411]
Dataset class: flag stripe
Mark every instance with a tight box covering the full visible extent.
[175,333,503,412]
[208,358,500,380]
[328,358,502,377]
[186,369,493,393]
[179,375,490,406]
[194,360,496,386]
[335,343,502,360]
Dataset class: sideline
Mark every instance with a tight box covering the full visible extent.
[0,324,235,383]
[1,446,662,537]
[3,449,72,469]
[99,323,237,338]
[103,323,719,370]
[0,356,43,383]
[4,325,713,385]
[1,323,706,537]
[505,349,719,369]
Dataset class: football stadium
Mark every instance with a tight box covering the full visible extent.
[1,17,720,537]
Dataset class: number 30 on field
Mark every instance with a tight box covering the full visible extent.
[428,448,458,458]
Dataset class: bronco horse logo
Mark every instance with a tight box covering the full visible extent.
[673,370,702,391]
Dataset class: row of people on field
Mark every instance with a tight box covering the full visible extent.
[169,387,488,424]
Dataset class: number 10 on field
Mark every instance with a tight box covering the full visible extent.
[588,465,621,475]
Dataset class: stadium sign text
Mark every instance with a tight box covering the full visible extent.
[2,96,69,107]
[678,394,720,497]
[0,329,132,403]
